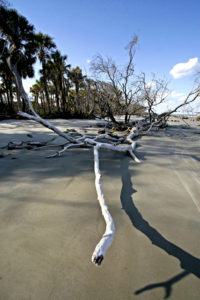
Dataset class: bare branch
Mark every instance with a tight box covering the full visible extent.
[160,86,200,119]
[47,142,84,158]
[18,111,76,143]
[92,145,115,265]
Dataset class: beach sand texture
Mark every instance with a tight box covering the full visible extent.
[0,118,200,300]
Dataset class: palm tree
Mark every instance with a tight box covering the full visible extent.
[49,50,71,114]
[0,58,15,112]
[0,6,38,111]
[30,82,40,110]
[36,32,56,114]
[69,66,86,115]
[30,79,47,114]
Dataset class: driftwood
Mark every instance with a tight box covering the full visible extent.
[4,137,56,151]
[92,145,115,265]
[5,58,140,264]
[4,54,200,265]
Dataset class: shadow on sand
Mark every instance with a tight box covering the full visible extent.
[120,157,200,299]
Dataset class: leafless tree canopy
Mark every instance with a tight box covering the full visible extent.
[90,36,143,124]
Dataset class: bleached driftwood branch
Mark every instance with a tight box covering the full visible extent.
[18,111,76,143]
[5,137,56,150]
[5,51,200,267]
[85,138,140,163]
[47,142,84,158]
[5,56,141,265]
[92,145,115,265]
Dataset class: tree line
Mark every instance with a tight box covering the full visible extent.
[0,2,199,124]
[0,4,97,118]
[0,3,159,122]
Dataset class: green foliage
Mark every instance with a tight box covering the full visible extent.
[0,6,38,73]
[0,5,146,120]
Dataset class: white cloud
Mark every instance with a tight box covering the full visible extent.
[86,59,91,64]
[170,57,200,79]
[170,91,186,101]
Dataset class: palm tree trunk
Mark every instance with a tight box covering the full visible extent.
[58,75,66,114]
[61,85,66,114]
[75,82,81,115]
[54,83,60,113]
[44,83,51,114]
[42,64,51,115]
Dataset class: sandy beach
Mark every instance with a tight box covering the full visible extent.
[0,118,200,300]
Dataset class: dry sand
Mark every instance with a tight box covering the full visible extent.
[0,118,200,300]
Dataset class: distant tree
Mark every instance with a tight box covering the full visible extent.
[90,35,140,123]
[0,56,16,112]
[137,73,169,124]
[82,78,99,117]
[37,32,56,114]
[49,50,71,114]
[92,80,122,122]
[69,66,86,115]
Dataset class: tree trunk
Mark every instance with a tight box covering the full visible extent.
[125,112,129,124]
[107,106,119,124]
[16,88,22,111]
[41,94,46,114]
[5,85,10,107]
[75,82,81,115]
[42,64,51,115]
[44,84,51,114]
[148,108,152,124]
[6,56,76,142]
[61,77,66,114]
[55,84,60,113]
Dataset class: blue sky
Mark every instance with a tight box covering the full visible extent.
[10,0,200,112]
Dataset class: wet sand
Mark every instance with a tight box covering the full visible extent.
[0,118,200,300]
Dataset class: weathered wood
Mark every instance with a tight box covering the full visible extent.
[4,50,200,267]
[47,142,84,158]
[92,145,115,265]
[18,112,76,143]
[85,138,140,163]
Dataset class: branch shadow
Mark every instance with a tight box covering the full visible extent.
[135,270,189,299]
[0,131,126,182]
[120,157,200,299]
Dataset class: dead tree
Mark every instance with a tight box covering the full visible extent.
[158,86,200,122]
[4,50,200,264]
[2,5,200,266]
[5,53,141,265]
[137,73,169,124]
[2,16,199,263]
[90,36,141,124]
[5,49,200,264]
